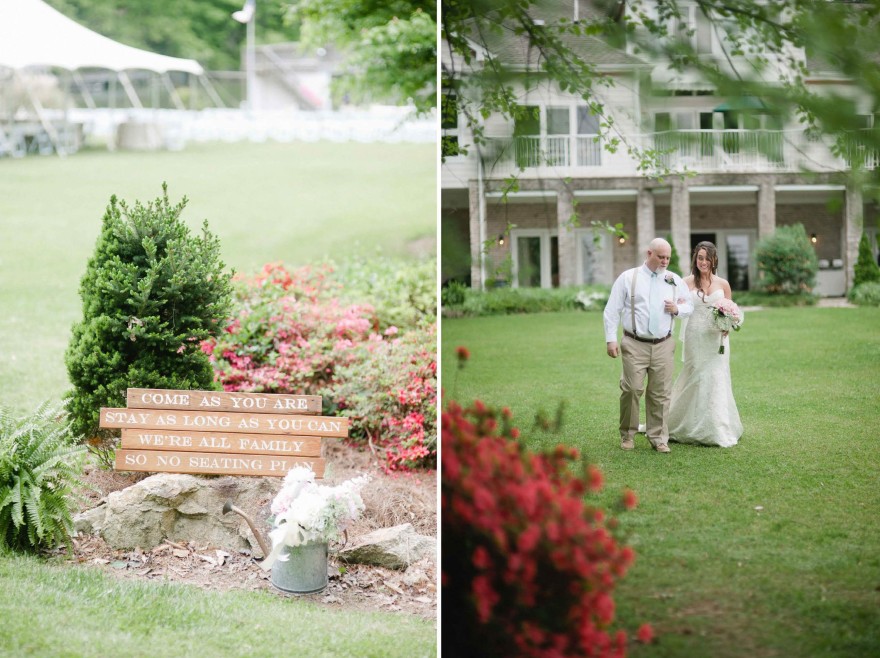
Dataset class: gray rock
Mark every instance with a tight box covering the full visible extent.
[338,523,436,570]
[73,473,280,552]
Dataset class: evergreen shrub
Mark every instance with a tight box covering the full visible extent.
[853,233,880,287]
[65,185,233,454]
[666,234,683,277]
[755,223,818,294]
[0,402,86,551]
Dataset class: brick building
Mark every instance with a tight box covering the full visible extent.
[441,0,879,295]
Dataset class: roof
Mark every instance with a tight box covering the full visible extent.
[484,30,647,71]
[0,0,204,74]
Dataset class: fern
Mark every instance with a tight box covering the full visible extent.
[0,402,86,551]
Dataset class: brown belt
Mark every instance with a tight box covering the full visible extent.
[624,330,672,345]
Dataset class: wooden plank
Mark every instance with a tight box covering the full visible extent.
[115,449,325,478]
[120,429,322,457]
[126,388,321,415]
[100,408,348,438]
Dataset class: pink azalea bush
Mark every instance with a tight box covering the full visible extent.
[202,262,436,472]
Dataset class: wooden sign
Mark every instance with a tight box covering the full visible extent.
[100,389,348,478]
[120,430,322,456]
[116,449,325,478]
[101,408,348,437]
[126,388,322,415]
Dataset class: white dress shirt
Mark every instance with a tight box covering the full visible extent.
[603,264,694,342]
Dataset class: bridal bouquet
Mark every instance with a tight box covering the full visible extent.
[711,298,744,354]
[261,465,371,570]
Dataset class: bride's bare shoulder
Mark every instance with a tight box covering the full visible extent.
[682,274,695,287]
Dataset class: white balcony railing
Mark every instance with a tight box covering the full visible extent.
[481,129,877,176]
[484,135,601,169]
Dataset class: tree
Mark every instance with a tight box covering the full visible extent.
[854,232,880,286]
[65,186,233,458]
[283,0,437,113]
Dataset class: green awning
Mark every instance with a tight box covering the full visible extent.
[714,96,768,111]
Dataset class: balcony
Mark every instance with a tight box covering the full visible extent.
[484,135,603,170]
[475,130,877,178]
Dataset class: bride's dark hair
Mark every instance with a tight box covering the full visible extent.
[691,241,718,300]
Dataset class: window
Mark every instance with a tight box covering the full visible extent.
[547,107,570,135]
[577,107,600,135]
[441,89,461,157]
[576,106,602,166]
[511,229,559,288]
[655,112,671,132]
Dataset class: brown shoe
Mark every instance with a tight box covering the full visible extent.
[654,443,671,453]
[620,437,635,450]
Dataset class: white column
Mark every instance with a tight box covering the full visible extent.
[758,179,776,241]
[557,185,577,286]
[637,188,656,252]
[670,180,691,265]
[844,183,863,292]
[468,180,485,290]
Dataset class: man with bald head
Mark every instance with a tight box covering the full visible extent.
[603,238,693,452]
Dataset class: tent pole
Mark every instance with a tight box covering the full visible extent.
[13,69,64,156]
[199,74,226,109]
[161,73,186,111]
[118,71,143,109]
[71,71,97,110]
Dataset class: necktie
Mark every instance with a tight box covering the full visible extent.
[648,271,661,337]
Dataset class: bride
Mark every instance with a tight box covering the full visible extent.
[667,241,743,447]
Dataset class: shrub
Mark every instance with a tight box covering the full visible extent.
[65,185,233,454]
[331,256,436,332]
[848,281,880,306]
[442,400,642,657]
[205,261,437,472]
[441,280,468,308]
[448,286,610,317]
[755,224,818,294]
[330,324,437,472]
[666,234,683,277]
[0,402,86,551]
[731,291,817,307]
[853,233,880,287]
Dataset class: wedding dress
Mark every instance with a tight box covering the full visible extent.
[668,289,743,447]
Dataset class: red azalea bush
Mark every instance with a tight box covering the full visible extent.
[202,262,436,472]
[442,400,642,657]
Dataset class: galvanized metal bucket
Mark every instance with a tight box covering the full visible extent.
[270,542,329,594]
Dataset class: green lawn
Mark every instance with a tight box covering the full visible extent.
[441,307,880,657]
[0,553,435,658]
[0,141,436,656]
[0,140,435,413]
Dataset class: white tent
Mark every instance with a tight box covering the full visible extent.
[0,0,203,74]
[0,0,222,156]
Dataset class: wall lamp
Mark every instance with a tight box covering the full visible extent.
[810,233,818,244]
[618,236,626,245]
[498,234,505,246]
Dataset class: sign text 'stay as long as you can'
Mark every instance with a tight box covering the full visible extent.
[100,409,348,437]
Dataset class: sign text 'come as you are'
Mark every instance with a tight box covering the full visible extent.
[100,389,349,478]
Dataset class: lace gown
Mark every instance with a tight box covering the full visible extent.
[668,289,743,447]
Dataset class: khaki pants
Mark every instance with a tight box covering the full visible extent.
[619,334,675,447]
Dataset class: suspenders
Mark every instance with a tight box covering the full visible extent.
[629,267,638,335]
